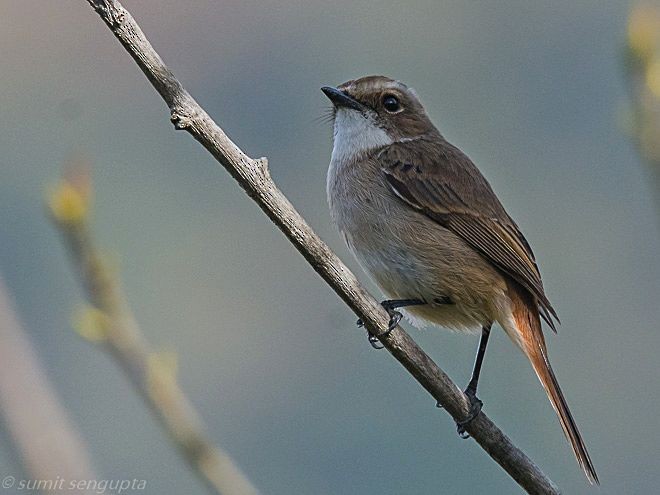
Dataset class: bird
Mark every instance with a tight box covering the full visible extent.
[321,75,598,484]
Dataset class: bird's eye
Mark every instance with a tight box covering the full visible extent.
[382,95,401,113]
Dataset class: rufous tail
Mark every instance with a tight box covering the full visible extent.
[506,280,599,485]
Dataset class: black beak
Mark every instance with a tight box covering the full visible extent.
[321,86,366,112]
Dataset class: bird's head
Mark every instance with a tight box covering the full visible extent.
[322,76,437,163]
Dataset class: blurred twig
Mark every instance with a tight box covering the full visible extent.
[624,3,660,205]
[81,1,561,493]
[48,167,260,495]
[0,276,98,494]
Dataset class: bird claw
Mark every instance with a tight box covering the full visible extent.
[385,310,403,332]
[456,389,483,439]
[367,333,384,350]
[357,307,403,350]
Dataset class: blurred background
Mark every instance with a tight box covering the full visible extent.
[1,0,659,493]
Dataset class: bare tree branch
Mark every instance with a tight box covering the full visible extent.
[0,277,98,494]
[48,167,260,495]
[82,1,562,493]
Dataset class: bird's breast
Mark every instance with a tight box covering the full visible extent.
[327,156,432,293]
[326,155,506,331]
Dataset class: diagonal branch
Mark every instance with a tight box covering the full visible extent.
[83,1,561,493]
[49,168,260,495]
[0,277,98,493]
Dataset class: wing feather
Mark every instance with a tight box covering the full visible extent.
[380,137,559,330]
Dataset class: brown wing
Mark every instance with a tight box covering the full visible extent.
[379,136,559,330]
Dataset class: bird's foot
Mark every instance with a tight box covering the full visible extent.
[456,388,483,439]
[357,302,404,350]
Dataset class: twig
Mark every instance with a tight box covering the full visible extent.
[48,170,260,495]
[624,3,660,203]
[82,1,562,493]
[0,276,98,494]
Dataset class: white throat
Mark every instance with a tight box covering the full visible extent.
[330,108,393,165]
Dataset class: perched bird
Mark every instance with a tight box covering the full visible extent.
[322,75,598,484]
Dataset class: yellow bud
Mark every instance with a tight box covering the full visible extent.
[146,350,180,407]
[627,4,660,62]
[157,350,179,376]
[646,57,660,98]
[147,350,179,383]
[640,122,660,163]
[48,181,88,225]
[72,306,108,342]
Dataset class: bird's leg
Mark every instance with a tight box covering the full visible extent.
[357,298,426,349]
[456,323,492,438]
